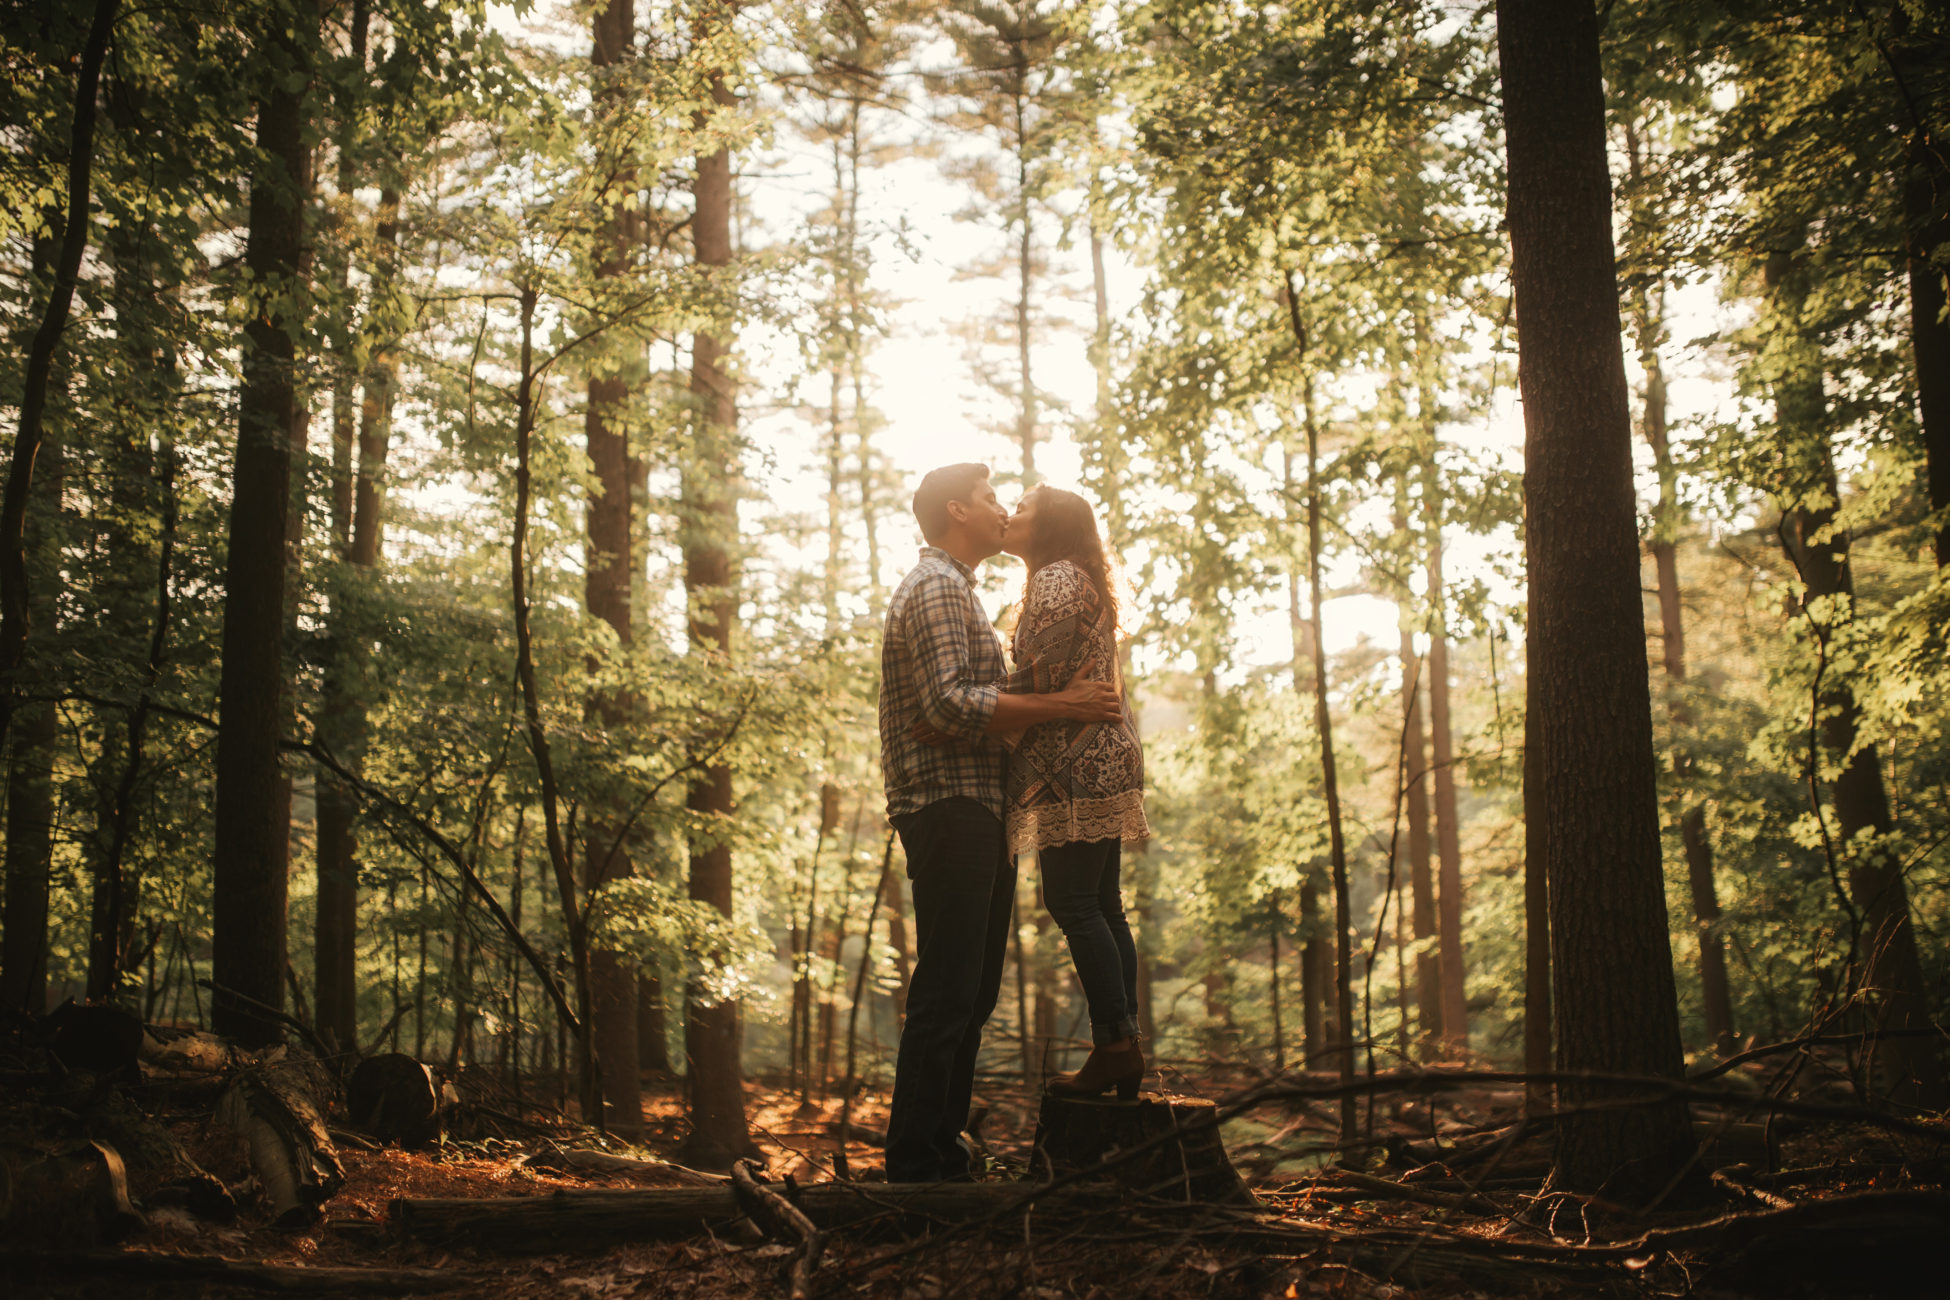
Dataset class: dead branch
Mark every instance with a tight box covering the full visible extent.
[731,1159,827,1300]
[519,1145,724,1186]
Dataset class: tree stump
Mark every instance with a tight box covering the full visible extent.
[347,1054,442,1147]
[1032,1092,1254,1206]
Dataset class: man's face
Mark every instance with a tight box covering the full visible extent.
[953,479,1010,558]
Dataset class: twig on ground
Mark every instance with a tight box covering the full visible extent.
[731,1158,828,1300]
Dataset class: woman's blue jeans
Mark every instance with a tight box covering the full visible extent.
[1040,837,1141,1046]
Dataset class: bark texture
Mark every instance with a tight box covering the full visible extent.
[212,4,316,1046]
[679,57,754,1165]
[314,186,401,1055]
[1424,540,1467,1055]
[1398,625,1439,1053]
[1496,0,1694,1197]
[1904,132,1950,567]
[583,0,643,1143]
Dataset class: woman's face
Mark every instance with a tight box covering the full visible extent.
[1002,488,1044,560]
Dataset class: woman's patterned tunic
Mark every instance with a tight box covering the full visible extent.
[1001,559,1151,854]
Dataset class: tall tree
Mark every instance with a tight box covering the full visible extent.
[1414,327,1469,1057]
[314,0,379,1058]
[1,0,118,1012]
[679,4,755,1164]
[1284,284,1356,1147]
[1886,7,1950,566]
[1765,247,1946,1108]
[0,0,118,752]
[211,0,319,1046]
[1397,611,1439,1052]
[1496,0,1695,1196]
[582,0,644,1143]
[313,179,401,1055]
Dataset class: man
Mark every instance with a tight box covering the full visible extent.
[878,463,1121,1183]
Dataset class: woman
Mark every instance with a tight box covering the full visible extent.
[1000,485,1151,1100]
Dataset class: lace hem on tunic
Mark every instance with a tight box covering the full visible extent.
[1007,789,1152,856]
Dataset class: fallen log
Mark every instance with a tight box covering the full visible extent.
[0,1247,459,1294]
[1619,1189,1950,1295]
[220,1065,344,1226]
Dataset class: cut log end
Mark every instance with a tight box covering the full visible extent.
[1032,1091,1256,1206]
[220,1066,345,1227]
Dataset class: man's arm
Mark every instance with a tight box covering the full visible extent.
[986,676,1120,735]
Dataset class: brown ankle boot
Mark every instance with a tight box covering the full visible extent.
[1047,1036,1144,1101]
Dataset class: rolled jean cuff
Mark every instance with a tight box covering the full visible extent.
[1093,1014,1140,1046]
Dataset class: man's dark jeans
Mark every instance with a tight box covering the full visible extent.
[885,797,1016,1183]
[1041,837,1140,1045]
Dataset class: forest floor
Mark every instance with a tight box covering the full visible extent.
[4,1035,1946,1299]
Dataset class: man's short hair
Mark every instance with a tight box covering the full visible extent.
[912,463,990,544]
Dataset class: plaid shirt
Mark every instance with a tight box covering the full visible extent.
[879,547,1007,821]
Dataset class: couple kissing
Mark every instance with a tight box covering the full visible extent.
[877,462,1151,1185]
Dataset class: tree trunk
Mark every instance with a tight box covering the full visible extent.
[312,0,395,1056]
[580,0,644,1143]
[4,0,118,1010]
[884,878,911,1024]
[1424,540,1467,1056]
[794,785,837,1102]
[1496,0,1694,1197]
[510,287,597,1121]
[212,4,317,1046]
[1626,229,1737,1059]
[1268,915,1284,1069]
[314,186,401,1056]
[638,966,669,1071]
[1681,807,1735,1053]
[1398,623,1439,1055]
[3,700,57,1016]
[0,0,118,750]
[1408,315,1467,1057]
[1904,136,1950,567]
[1299,882,1324,1066]
[86,158,186,1003]
[679,57,753,1165]
[506,806,524,1083]
[1522,732,1551,1114]
[1280,307,1356,1146]
[1766,250,1945,1109]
